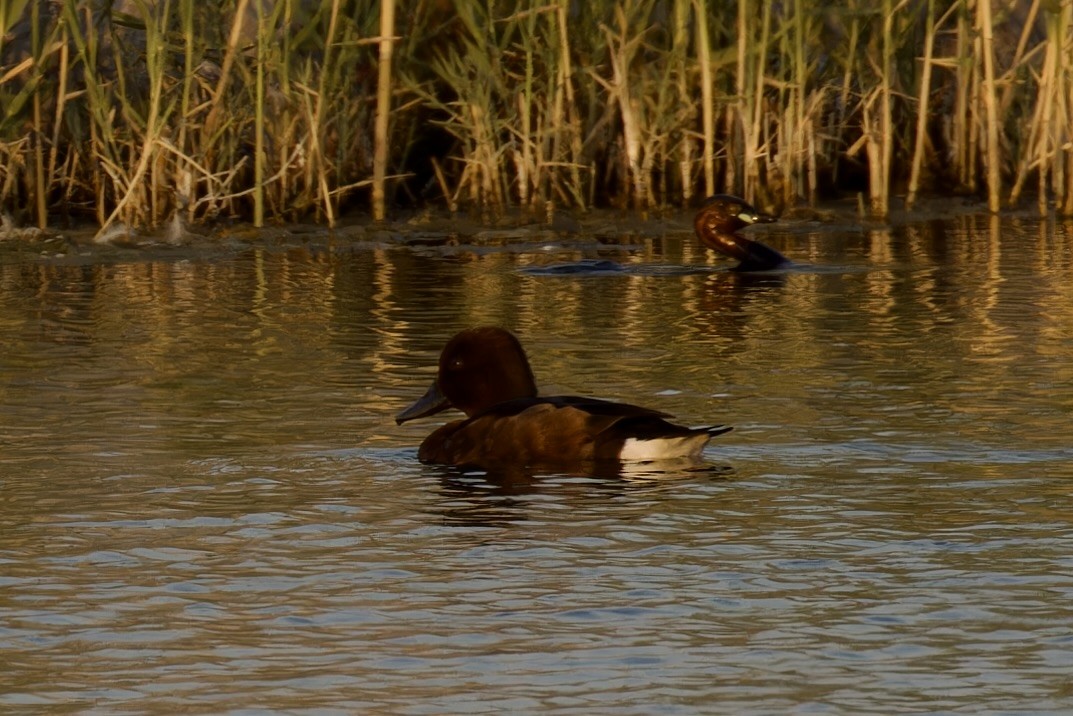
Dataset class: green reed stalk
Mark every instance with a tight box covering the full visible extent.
[1,0,29,53]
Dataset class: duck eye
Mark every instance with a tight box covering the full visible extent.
[449,358,464,370]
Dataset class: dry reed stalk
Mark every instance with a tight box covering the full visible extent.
[201,0,251,159]
[1008,4,1057,210]
[314,0,342,226]
[471,103,503,207]
[672,0,691,202]
[803,88,825,202]
[415,1,510,207]
[907,0,937,210]
[1058,1,1073,215]
[754,2,773,205]
[834,8,860,192]
[47,28,69,210]
[4,0,1073,224]
[522,8,539,207]
[174,0,196,221]
[95,0,174,238]
[0,139,28,208]
[806,95,817,201]
[692,0,715,199]
[976,0,1002,212]
[430,157,456,213]
[952,7,975,190]
[739,1,773,205]
[875,0,900,216]
[728,0,748,196]
[554,1,584,208]
[860,86,885,217]
[30,0,45,227]
[57,1,115,226]
[253,0,266,227]
[496,3,565,209]
[600,7,647,208]
[513,95,532,206]
[854,1,894,218]
[999,0,1042,115]
[372,0,396,221]
[789,0,808,206]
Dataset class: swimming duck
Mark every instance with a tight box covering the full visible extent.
[694,194,791,271]
[396,327,731,469]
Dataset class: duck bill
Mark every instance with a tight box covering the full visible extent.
[737,207,776,224]
[395,380,451,425]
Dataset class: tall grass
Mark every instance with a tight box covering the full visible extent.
[0,0,1070,231]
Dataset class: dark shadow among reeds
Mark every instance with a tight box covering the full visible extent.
[1,0,1071,233]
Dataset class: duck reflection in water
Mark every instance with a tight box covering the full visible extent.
[395,327,731,476]
[431,462,732,528]
[694,194,792,273]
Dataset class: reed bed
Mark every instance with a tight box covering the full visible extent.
[0,0,1070,232]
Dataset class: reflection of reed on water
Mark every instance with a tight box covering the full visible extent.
[2,210,1071,458]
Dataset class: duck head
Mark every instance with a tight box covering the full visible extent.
[396,327,538,424]
[694,194,775,239]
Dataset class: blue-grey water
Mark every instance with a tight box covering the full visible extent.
[1,209,1072,713]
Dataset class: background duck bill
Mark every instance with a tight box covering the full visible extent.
[739,210,776,224]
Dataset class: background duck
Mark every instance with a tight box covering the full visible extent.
[396,327,731,470]
[694,194,791,272]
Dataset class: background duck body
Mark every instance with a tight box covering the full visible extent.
[694,194,791,272]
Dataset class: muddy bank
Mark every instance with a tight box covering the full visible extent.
[1,194,1060,265]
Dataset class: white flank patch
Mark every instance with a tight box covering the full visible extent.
[619,435,708,462]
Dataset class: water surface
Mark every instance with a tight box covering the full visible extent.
[1,210,1072,713]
